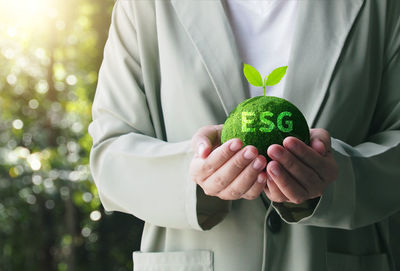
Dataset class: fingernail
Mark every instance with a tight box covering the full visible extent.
[257,174,267,184]
[288,141,297,151]
[244,148,256,160]
[317,140,326,156]
[197,143,205,155]
[230,140,241,152]
[270,165,280,176]
[253,158,264,170]
[271,148,283,159]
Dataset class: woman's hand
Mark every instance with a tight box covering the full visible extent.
[264,128,339,204]
[189,124,268,200]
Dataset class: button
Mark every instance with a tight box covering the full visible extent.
[267,210,281,233]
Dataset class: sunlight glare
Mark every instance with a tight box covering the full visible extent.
[1,0,58,34]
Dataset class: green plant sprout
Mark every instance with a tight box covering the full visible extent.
[221,63,309,159]
[243,63,288,96]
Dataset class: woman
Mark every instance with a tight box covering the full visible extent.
[88,0,400,270]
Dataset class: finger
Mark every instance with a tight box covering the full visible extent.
[206,138,243,166]
[267,161,308,204]
[241,171,268,200]
[310,128,332,155]
[282,137,331,181]
[191,124,223,158]
[191,138,243,183]
[267,144,321,195]
[217,154,267,199]
[264,173,289,202]
[311,139,326,157]
[202,146,259,196]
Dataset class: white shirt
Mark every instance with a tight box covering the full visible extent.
[222,0,298,98]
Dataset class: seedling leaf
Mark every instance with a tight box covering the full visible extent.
[265,66,288,86]
[243,63,263,87]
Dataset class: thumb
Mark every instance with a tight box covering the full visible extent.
[191,124,223,159]
[309,128,331,156]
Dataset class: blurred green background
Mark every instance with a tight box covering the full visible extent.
[0,0,144,270]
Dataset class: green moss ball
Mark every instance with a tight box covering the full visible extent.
[221,96,310,159]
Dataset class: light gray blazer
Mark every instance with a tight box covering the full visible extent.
[88,0,400,270]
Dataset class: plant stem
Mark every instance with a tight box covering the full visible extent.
[263,75,267,96]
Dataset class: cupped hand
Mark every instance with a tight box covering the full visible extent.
[189,125,268,200]
[264,128,339,204]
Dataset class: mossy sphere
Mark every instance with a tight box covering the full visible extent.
[221,96,310,159]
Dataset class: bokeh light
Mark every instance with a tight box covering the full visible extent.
[0,0,144,270]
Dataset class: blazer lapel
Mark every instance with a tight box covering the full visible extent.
[171,0,365,127]
[171,0,249,117]
[283,0,365,128]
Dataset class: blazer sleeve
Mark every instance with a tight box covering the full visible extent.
[88,0,230,231]
[272,14,400,230]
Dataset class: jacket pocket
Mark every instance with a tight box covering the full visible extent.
[326,251,391,271]
[132,250,213,271]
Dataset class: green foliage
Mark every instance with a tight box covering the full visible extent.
[243,63,288,96]
[0,0,143,270]
[243,63,263,87]
[265,66,288,86]
[220,96,310,159]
